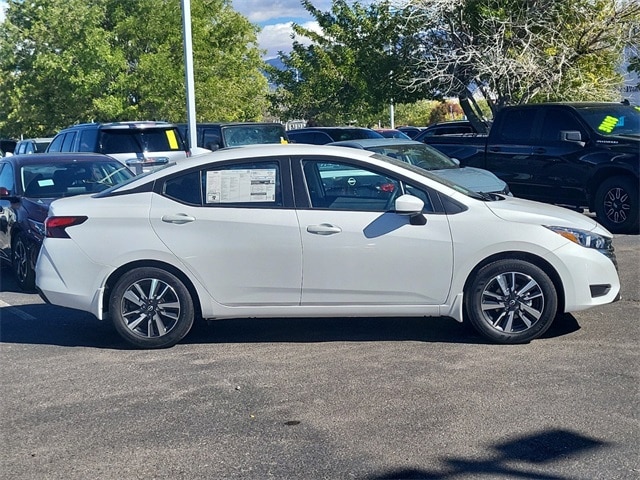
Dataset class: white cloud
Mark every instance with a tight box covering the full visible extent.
[258,20,322,59]
[232,0,332,23]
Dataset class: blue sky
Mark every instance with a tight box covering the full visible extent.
[0,0,331,59]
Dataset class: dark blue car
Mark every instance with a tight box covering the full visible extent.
[0,153,134,290]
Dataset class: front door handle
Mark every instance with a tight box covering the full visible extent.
[307,223,342,235]
[162,213,196,224]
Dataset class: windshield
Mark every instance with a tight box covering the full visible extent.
[99,128,185,154]
[574,104,640,137]
[367,143,457,170]
[371,153,487,200]
[22,162,134,198]
[222,125,287,146]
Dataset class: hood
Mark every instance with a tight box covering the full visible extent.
[485,195,609,235]
[433,166,507,194]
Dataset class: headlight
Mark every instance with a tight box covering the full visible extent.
[545,226,610,249]
[545,225,615,258]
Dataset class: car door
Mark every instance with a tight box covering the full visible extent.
[483,108,539,198]
[149,159,303,306]
[525,107,592,205]
[295,157,454,305]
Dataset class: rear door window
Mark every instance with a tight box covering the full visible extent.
[60,132,77,152]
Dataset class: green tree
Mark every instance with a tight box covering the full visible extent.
[268,0,427,125]
[0,0,268,138]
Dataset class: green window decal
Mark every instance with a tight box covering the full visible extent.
[598,115,620,133]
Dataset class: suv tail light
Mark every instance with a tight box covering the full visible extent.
[45,216,88,238]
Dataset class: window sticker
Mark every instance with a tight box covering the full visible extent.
[597,115,620,133]
[206,169,276,203]
[39,179,54,187]
[165,130,179,149]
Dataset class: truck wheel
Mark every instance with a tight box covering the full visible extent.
[594,176,639,234]
[109,267,195,349]
[464,259,557,344]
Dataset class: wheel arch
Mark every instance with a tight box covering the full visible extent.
[586,166,638,211]
[102,260,203,320]
[462,251,565,315]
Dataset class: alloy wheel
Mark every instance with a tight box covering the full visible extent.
[479,271,545,333]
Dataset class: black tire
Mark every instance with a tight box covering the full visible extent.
[12,233,36,292]
[594,176,639,234]
[464,259,558,344]
[109,267,194,349]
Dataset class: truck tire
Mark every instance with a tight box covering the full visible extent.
[594,176,639,234]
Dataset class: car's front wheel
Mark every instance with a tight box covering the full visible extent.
[12,233,36,291]
[464,259,558,344]
[109,267,195,349]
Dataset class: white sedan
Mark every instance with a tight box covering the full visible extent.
[36,144,620,348]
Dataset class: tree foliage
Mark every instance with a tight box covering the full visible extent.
[268,0,428,126]
[0,0,268,138]
[268,0,639,126]
[402,0,640,120]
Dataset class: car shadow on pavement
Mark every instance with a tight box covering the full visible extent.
[0,304,581,349]
[365,428,608,479]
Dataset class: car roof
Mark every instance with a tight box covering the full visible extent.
[290,126,377,132]
[178,122,284,127]
[5,152,121,167]
[329,138,423,148]
[17,137,54,142]
[115,144,380,184]
[59,121,178,131]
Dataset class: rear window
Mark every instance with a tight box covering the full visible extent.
[22,161,134,198]
[99,128,184,154]
[221,125,287,147]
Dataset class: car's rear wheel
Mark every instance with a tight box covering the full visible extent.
[109,267,194,349]
[12,233,36,291]
[594,176,639,234]
[464,259,558,344]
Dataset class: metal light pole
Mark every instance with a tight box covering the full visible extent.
[181,0,197,154]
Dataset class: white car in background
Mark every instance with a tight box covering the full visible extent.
[36,144,620,349]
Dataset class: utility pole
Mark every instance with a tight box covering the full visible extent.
[181,0,197,154]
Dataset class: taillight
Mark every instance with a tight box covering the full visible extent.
[45,216,88,238]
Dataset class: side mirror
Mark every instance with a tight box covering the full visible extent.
[560,130,585,146]
[450,157,461,166]
[0,186,10,197]
[395,194,424,215]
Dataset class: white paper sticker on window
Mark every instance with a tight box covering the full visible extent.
[206,169,276,203]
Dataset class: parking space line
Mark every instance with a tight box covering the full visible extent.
[0,300,36,320]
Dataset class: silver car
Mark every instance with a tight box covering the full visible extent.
[330,138,509,195]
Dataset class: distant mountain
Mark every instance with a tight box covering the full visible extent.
[265,57,285,70]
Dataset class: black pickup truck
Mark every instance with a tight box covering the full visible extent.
[418,102,639,233]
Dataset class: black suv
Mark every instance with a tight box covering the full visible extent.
[47,121,189,173]
[177,122,289,151]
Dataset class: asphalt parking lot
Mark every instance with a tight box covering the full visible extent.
[1,234,638,480]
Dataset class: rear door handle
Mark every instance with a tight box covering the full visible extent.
[162,213,195,224]
[307,224,342,235]
[533,148,546,154]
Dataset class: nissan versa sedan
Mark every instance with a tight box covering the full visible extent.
[35,144,620,349]
[0,153,134,290]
